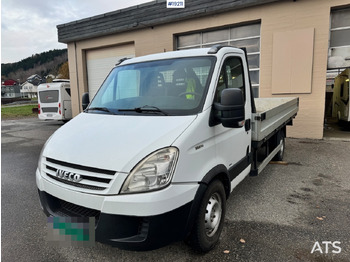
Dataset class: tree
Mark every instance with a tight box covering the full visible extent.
[58,61,69,79]
[46,76,54,83]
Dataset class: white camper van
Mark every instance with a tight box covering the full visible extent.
[37,80,72,121]
[333,68,350,124]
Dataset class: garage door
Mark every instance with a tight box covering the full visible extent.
[177,23,261,97]
[86,44,135,99]
[328,8,350,69]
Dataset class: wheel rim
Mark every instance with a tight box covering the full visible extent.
[204,192,222,237]
[279,138,284,156]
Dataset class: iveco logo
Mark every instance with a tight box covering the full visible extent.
[56,169,82,183]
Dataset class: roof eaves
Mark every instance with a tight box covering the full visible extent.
[57,0,281,43]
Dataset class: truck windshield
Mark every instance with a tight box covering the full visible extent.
[88,57,216,116]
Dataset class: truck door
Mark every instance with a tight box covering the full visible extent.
[213,55,251,189]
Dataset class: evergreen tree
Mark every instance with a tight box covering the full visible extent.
[1,49,68,82]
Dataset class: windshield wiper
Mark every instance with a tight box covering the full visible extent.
[118,105,168,116]
[85,107,116,115]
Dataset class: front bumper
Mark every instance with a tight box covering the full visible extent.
[38,190,193,250]
[36,168,200,250]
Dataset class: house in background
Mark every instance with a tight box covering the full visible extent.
[1,79,21,98]
[20,81,38,98]
[27,74,42,86]
[20,74,44,98]
[2,79,18,86]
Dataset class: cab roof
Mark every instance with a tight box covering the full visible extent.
[120,46,244,66]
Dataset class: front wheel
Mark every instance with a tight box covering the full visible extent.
[189,180,226,252]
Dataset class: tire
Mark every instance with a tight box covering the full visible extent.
[337,111,341,123]
[272,130,285,161]
[189,180,226,252]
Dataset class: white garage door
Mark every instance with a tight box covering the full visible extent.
[86,44,135,99]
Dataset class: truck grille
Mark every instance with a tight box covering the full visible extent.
[42,107,58,113]
[43,157,116,193]
[56,197,100,219]
[40,191,100,224]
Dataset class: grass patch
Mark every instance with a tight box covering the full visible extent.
[1,104,38,119]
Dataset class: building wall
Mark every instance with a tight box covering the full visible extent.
[67,0,350,139]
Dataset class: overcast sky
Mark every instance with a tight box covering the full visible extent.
[1,0,153,64]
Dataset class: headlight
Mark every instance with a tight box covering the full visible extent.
[37,145,45,173]
[37,135,52,173]
[120,147,179,194]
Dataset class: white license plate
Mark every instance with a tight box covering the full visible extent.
[47,114,53,117]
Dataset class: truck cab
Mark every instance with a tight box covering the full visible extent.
[36,45,297,252]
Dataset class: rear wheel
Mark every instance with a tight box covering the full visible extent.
[272,130,285,161]
[189,180,226,252]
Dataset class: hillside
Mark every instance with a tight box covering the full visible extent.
[1,49,68,83]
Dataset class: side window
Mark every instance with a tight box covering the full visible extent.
[214,57,245,103]
[65,88,71,96]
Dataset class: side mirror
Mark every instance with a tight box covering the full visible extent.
[214,88,245,128]
[82,92,90,111]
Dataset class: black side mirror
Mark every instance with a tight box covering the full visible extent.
[214,88,245,128]
[82,92,90,111]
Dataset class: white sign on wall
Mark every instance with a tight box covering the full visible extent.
[166,0,185,8]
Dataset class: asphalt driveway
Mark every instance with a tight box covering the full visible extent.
[2,117,350,261]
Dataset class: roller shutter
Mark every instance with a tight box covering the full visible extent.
[86,44,135,99]
[177,23,261,97]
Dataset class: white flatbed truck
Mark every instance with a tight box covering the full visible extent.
[36,45,298,252]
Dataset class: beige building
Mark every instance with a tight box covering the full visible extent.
[57,0,350,139]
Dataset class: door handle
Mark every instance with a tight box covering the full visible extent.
[245,119,251,132]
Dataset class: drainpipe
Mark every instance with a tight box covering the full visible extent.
[74,41,81,113]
